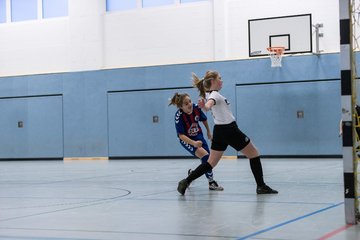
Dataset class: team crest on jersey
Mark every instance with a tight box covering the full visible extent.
[195,115,200,121]
[188,123,200,136]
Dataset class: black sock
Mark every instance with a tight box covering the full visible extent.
[186,162,212,183]
[249,156,265,186]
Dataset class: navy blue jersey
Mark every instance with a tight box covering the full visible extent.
[175,104,207,138]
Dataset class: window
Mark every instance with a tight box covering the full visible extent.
[43,0,68,18]
[106,0,137,11]
[181,0,207,3]
[142,0,174,8]
[105,0,204,12]
[0,0,6,23]
[11,0,37,22]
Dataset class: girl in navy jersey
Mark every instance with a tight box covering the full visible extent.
[177,71,278,195]
[170,92,223,191]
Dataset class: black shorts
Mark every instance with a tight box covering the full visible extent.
[211,122,251,151]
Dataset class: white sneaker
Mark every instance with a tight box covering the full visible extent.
[209,180,224,191]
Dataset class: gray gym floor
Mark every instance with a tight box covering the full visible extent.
[0,158,359,240]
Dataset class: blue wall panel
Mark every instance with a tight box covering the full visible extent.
[108,88,209,157]
[62,73,108,157]
[0,53,346,158]
[236,81,342,156]
[0,96,63,158]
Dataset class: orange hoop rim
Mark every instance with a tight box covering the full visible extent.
[267,47,285,55]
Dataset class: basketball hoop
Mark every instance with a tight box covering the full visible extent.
[267,47,285,67]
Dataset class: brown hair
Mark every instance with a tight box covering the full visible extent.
[192,70,219,98]
[169,92,190,108]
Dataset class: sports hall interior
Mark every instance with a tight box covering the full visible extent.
[0,0,359,239]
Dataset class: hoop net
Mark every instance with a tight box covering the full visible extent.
[267,47,285,67]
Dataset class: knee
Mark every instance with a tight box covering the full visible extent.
[247,151,259,159]
[207,158,217,168]
[252,147,260,157]
[244,145,259,159]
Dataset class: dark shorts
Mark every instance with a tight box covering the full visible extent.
[211,122,251,151]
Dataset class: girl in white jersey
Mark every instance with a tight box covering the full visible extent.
[177,70,278,195]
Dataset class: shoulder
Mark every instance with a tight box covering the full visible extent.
[175,109,183,123]
[193,105,203,115]
[207,91,220,104]
[208,91,220,99]
[175,109,183,117]
[193,103,201,111]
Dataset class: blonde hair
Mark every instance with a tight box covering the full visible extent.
[169,92,190,108]
[192,70,220,98]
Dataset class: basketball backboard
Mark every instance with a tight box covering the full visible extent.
[248,14,313,57]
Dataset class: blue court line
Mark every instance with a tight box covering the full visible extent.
[236,201,344,240]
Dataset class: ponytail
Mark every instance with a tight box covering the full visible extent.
[169,92,189,108]
[192,71,219,98]
[192,73,206,98]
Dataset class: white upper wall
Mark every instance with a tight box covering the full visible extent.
[0,18,69,76]
[0,0,344,77]
[104,2,214,68]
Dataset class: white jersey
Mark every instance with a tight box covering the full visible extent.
[206,91,235,125]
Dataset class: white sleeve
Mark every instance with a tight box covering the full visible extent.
[208,91,220,105]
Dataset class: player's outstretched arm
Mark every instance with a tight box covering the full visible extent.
[198,98,215,111]
[202,120,212,141]
[178,134,202,148]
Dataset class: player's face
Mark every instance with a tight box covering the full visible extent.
[212,75,223,90]
[181,96,193,114]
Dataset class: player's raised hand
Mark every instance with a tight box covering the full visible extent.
[198,98,205,108]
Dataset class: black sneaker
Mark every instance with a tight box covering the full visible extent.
[209,180,224,191]
[256,185,278,194]
[177,179,189,195]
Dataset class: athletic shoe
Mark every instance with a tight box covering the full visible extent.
[256,185,278,194]
[177,179,189,195]
[209,180,224,191]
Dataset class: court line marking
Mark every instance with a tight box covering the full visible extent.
[0,189,131,222]
[0,234,94,240]
[0,227,236,239]
[236,202,344,240]
[0,191,349,239]
[318,224,354,240]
